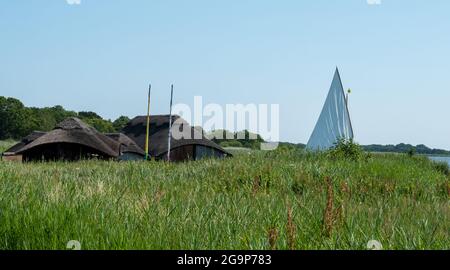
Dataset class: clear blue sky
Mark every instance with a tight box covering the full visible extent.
[1,0,450,149]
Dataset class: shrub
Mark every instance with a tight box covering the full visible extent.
[327,138,364,161]
[407,148,416,157]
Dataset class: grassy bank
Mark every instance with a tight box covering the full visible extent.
[0,150,448,250]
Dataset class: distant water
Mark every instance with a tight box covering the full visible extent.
[429,156,450,166]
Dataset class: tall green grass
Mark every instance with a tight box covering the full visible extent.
[0,150,448,250]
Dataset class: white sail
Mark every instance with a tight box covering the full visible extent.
[306,68,354,151]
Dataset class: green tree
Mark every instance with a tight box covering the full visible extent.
[208,129,265,150]
[113,116,130,132]
[78,111,102,119]
[0,97,29,139]
[49,105,77,123]
[84,118,115,133]
[25,107,56,133]
[0,96,127,139]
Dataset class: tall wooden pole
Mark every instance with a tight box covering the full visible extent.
[145,84,151,160]
[167,84,174,162]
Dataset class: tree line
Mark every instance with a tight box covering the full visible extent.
[206,129,266,149]
[0,96,130,140]
[2,96,449,155]
[362,144,450,156]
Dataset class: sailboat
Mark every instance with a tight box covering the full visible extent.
[306,68,354,150]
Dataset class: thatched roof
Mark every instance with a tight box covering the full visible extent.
[15,118,120,158]
[105,133,145,156]
[5,131,46,154]
[122,115,230,158]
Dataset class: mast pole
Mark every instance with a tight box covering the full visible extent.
[346,89,350,105]
[167,84,174,162]
[337,68,354,140]
[345,88,354,139]
[145,84,152,160]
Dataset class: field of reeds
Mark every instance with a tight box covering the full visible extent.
[0,145,449,250]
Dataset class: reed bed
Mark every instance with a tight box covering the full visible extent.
[0,149,448,250]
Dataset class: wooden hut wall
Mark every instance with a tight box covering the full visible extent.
[2,154,23,162]
[158,145,226,162]
[195,145,225,160]
[159,145,194,162]
[22,143,111,162]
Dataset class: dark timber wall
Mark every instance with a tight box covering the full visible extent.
[22,143,111,162]
[158,145,225,162]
